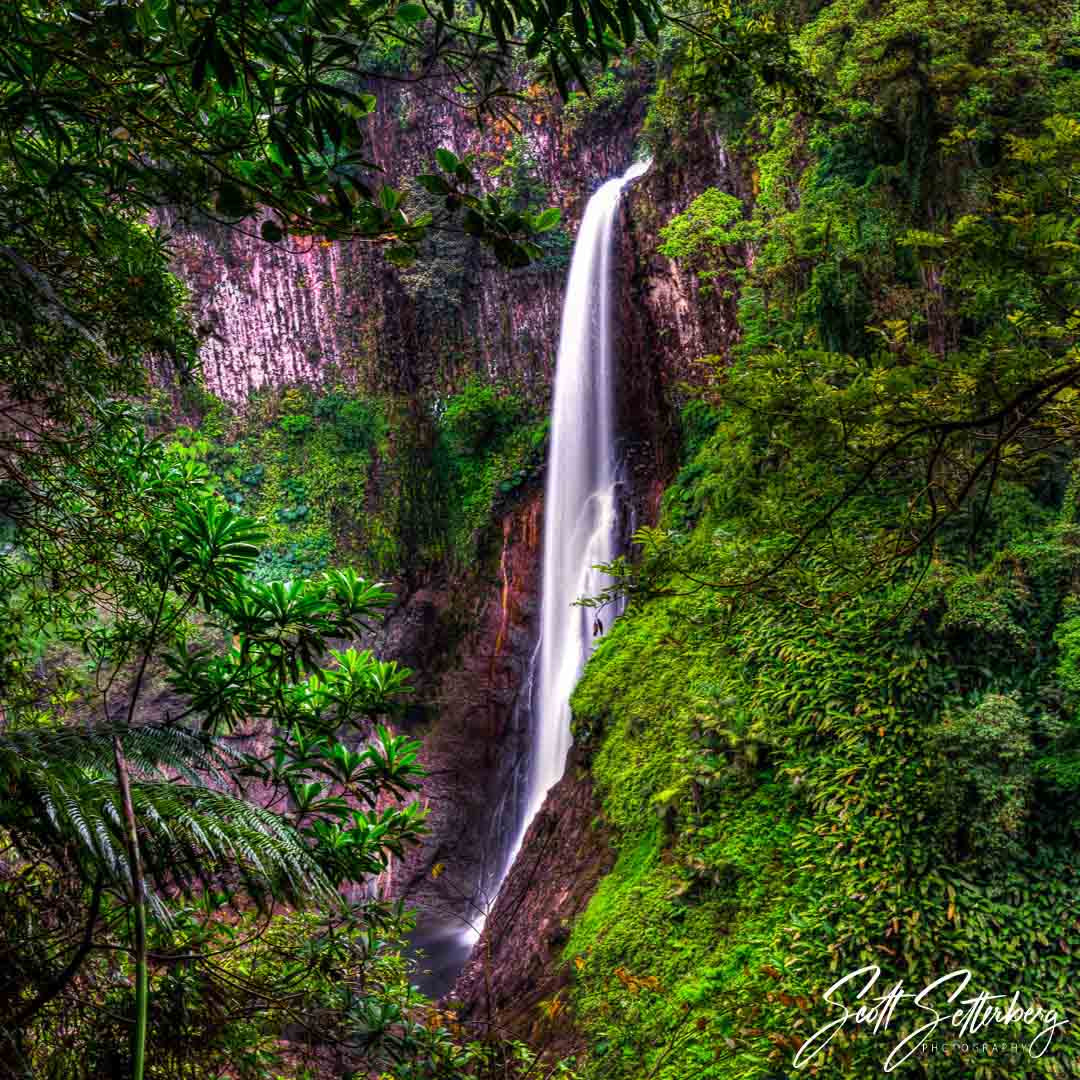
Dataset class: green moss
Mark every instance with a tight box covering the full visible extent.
[434,378,548,566]
[563,71,628,132]
[561,400,1080,1079]
[167,385,382,577]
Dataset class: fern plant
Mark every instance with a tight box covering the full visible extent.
[0,421,425,1079]
[0,723,332,917]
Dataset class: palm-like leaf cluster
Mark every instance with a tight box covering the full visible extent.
[0,417,427,1078]
[0,722,333,917]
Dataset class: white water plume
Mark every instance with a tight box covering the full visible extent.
[463,158,649,946]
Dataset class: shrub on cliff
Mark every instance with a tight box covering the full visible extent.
[441,379,524,458]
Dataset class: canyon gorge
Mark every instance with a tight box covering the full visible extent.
[161,75,725,1012]
[7,5,1080,1076]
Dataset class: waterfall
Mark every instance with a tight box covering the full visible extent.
[463,159,649,946]
[526,157,649,824]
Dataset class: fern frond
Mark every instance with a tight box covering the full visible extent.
[0,722,334,913]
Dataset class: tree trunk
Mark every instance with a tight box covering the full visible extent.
[113,734,148,1080]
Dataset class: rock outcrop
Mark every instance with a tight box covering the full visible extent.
[372,493,543,963]
[450,745,613,1041]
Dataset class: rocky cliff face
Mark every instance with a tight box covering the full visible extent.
[165,79,647,407]
[451,744,613,1037]
[449,121,748,1018]
[370,492,543,989]
[165,72,737,1006]
[162,77,645,958]
[614,119,749,517]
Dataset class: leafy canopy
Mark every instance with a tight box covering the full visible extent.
[0,0,658,261]
[0,414,427,1073]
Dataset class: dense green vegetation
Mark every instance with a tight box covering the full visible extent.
[0,0,653,1076]
[562,0,1080,1077]
[5,0,1080,1075]
[170,377,547,580]
[568,429,1080,1079]
[0,415,435,1076]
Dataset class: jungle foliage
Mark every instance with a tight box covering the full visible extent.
[0,0,657,262]
[563,1,1080,1078]
[0,415,436,1074]
[169,376,547,582]
[0,0,660,1076]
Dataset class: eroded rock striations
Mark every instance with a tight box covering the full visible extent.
[163,80,646,406]
[451,745,612,1040]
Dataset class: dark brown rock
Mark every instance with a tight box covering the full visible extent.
[374,493,545,933]
[450,745,614,1042]
[158,74,750,1021]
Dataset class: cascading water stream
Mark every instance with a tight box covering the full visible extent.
[464,158,649,946]
[526,156,649,826]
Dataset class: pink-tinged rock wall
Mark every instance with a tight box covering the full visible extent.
[166,224,352,399]
[160,66,742,1007]
[163,78,649,407]
[374,492,544,985]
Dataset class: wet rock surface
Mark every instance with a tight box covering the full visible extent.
[450,746,613,1035]
[163,79,741,1017]
[372,495,544,945]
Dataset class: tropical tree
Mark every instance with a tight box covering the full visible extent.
[0,0,669,1070]
[0,0,659,253]
[593,0,1080,613]
[0,419,425,1076]
[0,0,662,626]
